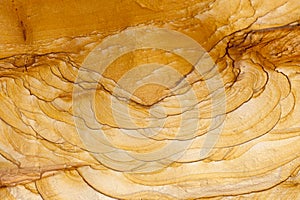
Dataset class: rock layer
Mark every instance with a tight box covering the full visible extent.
[0,0,300,199]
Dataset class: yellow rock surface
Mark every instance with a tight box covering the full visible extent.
[0,0,299,199]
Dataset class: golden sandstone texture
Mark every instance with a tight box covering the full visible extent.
[0,0,300,199]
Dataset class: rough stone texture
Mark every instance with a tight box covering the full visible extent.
[0,0,299,199]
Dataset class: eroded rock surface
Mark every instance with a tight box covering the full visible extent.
[0,0,299,199]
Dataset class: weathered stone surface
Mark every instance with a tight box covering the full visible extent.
[0,0,299,199]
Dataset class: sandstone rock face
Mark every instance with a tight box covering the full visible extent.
[0,0,300,199]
